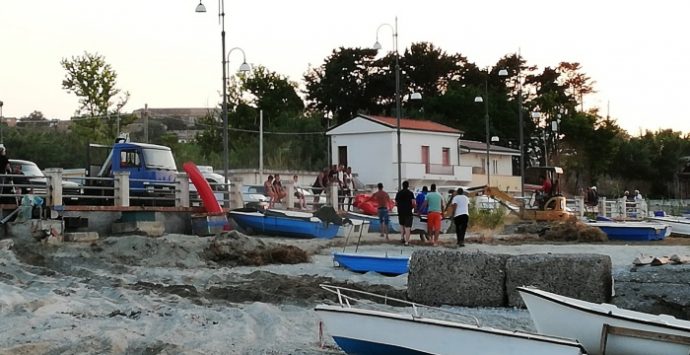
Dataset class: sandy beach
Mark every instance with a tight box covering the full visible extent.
[1,229,689,354]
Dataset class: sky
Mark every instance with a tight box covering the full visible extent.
[1,0,689,135]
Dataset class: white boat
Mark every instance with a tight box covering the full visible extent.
[518,286,690,355]
[411,215,452,234]
[316,285,585,355]
[647,215,690,236]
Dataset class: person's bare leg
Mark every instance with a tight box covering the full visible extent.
[383,223,389,240]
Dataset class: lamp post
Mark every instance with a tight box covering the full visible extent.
[373,17,402,190]
[325,111,334,167]
[474,69,507,187]
[196,1,250,208]
[0,100,3,144]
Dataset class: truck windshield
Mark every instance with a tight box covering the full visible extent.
[143,148,177,170]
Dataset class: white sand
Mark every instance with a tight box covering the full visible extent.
[1,230,687,354]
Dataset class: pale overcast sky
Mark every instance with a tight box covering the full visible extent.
[1,0,689,135]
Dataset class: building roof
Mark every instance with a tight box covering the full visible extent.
[360,114,463,134]
[459,139,520,155]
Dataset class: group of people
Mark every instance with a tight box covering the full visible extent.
[311,164,356,211]
[367,181,470,248]
[262,174,287,209]
[261,165,357,210]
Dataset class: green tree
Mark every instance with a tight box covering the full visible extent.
[61,51,130,142]
[241,65,304,120]
[304,47,378,123]
[19,110,47,121]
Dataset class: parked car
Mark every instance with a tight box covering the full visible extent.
[7,159,82,204]
[296,186,327,206]
[241,184,270,209]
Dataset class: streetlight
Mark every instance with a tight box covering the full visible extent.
[0,100,3,144]
[373,17,402,190]
[325,111,334,167]
[196,1,250,208]
[552,107,565,166]
[474,69,508,186]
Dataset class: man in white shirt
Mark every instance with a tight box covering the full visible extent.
[450,187,470,247]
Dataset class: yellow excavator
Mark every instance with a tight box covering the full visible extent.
[466,167,574,221]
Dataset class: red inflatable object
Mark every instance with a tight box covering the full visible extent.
[183,162,223,214]
[353,193,395,216]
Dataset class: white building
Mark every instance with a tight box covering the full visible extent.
[459,140,521,194]
[327,114,521,193]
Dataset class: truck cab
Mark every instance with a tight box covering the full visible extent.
[88,139,178,205]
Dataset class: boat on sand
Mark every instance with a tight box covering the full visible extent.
[229,207,343,239]
[316,284,586,355]
[518,286,690,355]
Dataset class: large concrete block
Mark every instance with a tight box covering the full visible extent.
[64,232,100,242]
[613,264,690,319]
[112,221,165,238]
[408,250,509,307]
[505,253,612,307]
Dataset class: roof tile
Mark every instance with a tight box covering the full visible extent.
[362,114,462,134]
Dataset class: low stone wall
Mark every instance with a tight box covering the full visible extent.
[407,250,612,307]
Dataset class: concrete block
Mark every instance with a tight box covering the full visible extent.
[613,264,690,319]
[64,232,100,242]
[505,253,612,307]
[407,250,509,307]
[112,221,164,238]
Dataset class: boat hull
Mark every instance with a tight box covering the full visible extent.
[346,212,401,234]
[586,221,668,241]
[412,215,452,234]
[518,287,690,355]
[315,305,584,355]
[647,216,690,236]
[333,252,409,275]
[229,211,339,239]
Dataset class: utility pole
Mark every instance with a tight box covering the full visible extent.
[144,103,149,143]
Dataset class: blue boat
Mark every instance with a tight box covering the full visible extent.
[229,208,340,239]
[586,221,670,241]
[345,211,400,234]
[333,252,409,275]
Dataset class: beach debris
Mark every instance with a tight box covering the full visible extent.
[633,254,690,266]
[633,254,654,265]
[651,256,672,266]
[0,238,14,250]
[543,219,607,242]
[204,230,308,266]
[671,254,690,264]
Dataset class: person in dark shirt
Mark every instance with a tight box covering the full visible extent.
[395,181,416,246]
[415,186,428,215]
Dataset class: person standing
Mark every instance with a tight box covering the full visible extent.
[421,184,444,246]
[343,166,354,211]
[415,186,428,215]
[292,175,306,209]
[395,181,416,246]
[367,183,392,240]
[450,187,470,247]
[311,170,325,206]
